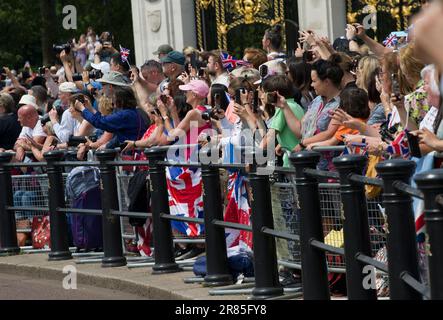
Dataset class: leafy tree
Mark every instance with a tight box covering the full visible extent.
[0,0,134,70]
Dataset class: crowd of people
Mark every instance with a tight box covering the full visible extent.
[1,0,443,294]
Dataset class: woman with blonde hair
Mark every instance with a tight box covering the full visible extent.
[356,55,380,92]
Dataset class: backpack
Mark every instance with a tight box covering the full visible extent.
[126,170,151,227]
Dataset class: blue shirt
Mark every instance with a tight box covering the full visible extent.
[82,108,146,144]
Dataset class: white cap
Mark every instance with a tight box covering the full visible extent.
[19,95,39,110]
[59,82,78,93]
[91,61,111,75]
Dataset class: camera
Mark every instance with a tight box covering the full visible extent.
[40,114,51,126]
[72,69,103,82]
[53,42,72,55]
[379,119,398,143]
[201,107,221,121]
[67,135,97,148]
[38,67,47,75]
[266,92,277,104]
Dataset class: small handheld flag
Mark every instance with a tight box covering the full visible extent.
[220,53,250,72]
[119,45,131,67]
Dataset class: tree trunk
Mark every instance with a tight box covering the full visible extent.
[40,0,57,66]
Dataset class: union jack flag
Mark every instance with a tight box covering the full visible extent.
[224,171,253,251]
[383,34,398,48]
[386,130,410,159]
[220,53,250,72]
[166,166,205,237]
[119,45,131,63]
[342,141,368,156]
[135,219,153,257]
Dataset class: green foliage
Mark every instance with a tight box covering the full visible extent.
[0,0,134,69]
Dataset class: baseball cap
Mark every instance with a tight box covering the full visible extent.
[179,80,209,98]
[160,51,186,66]
[19,94,39,109]
[153,44,174,56]
[59,82,78,93]
[96,71,130,87]
[91,61,111,74]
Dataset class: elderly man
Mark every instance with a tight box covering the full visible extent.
[132,60,165,108]
[0,93,22,150]
[49,82,79,143]
[159,50,186,91]
[14,105,47,161]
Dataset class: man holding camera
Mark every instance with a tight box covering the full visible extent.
[49,82,79,143]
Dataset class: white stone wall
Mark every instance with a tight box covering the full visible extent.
[297,0,347,42]
[131,0,197,66]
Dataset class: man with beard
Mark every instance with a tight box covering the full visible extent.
[207,50,230,88]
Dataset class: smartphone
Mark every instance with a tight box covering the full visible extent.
[391,73,401,99]
[160,95,168,104]
[406,130,422,158]
[253,90,259,113]
[235,88,245,104]
[259,64,268,79]
[198,68,205,78]
[214,93,221,108]
[266,92,277,104]
[304,51,314,62]
[190,52,198,70]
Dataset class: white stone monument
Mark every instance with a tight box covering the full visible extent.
[297,0,347,42]
[131,0,197,66]
[130,0,347,66]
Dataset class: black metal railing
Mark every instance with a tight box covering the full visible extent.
[0,147,442,300]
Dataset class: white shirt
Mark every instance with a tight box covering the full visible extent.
[18,120,47,139]
[212,72,230,88]
[53,110,81,143]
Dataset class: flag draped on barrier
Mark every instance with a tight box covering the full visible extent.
[166,166,205,237]
[224,171,253,252]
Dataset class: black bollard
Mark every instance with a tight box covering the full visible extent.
[0,153,20,255]
[145,147,181,274]
[334,155,377,300]
[201,148,233,286]
[290,151,330,300]
[248,151,283,300]
[44,151,72,261]
[96,150,127,268]
[415,168,443,300]
[377,159,421,300]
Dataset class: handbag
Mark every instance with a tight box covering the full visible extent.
[365,155,382,199]
[31,215,51,249]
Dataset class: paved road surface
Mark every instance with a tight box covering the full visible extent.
[0,273,149,300]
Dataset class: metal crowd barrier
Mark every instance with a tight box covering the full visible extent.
[0,146,443,300]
